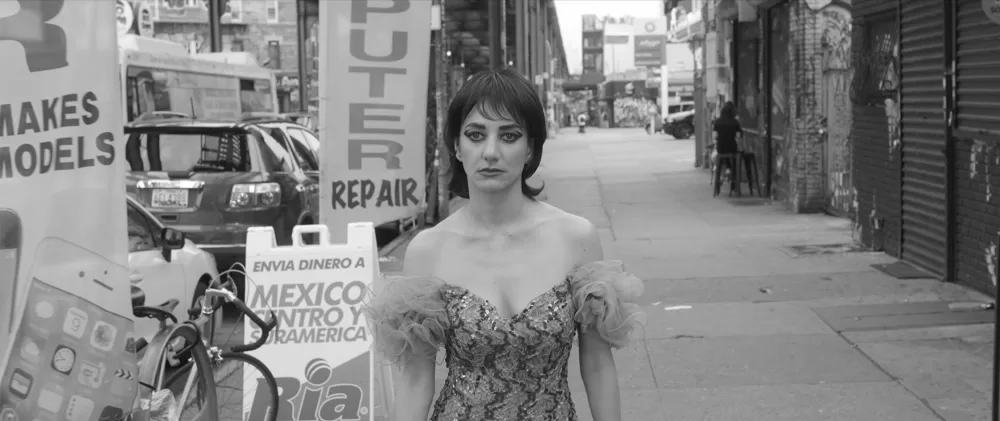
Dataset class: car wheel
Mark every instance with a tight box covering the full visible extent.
[673,123,694,140]
[193,277,223,345]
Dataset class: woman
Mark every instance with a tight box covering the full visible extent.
[711,101,743,189]
[365,69,645,421]
[713,101,743,156]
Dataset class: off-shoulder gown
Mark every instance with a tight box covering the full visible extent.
[364,260,645,421]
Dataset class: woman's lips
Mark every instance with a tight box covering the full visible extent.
[478,168,505,176]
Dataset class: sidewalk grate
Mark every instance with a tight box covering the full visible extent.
[782,243,864,257]
[813,301,995,332]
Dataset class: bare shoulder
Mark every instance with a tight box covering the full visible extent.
[402,225,452,277]
[536,203,603,262]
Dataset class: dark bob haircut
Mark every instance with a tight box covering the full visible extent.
[444,68,546,199]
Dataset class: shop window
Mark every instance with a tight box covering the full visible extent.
[850,12,897,107]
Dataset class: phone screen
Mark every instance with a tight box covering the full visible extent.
[0,210,21,341]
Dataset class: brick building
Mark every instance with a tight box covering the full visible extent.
[690,0,851,214]
[148,0,313,111]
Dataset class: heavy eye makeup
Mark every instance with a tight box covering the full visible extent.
[463,124,524,143]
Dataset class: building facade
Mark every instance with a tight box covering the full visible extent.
[682,0,852,214]
[147,0,314,111]
[851,0,1000,293]
[581,15,605,74]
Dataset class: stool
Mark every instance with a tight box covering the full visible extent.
[713,153,741,197]
[740,152,762,197]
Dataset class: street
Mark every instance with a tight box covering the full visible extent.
[381,127,996,421]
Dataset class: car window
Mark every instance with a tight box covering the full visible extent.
[253,129,295,173]
[286,128,320,171]
[125,132,251,172]
[127,204,159,252]
[299,128,321,154]
[668,105,680,113]
[262,126,311,172]
[683,104,694,112]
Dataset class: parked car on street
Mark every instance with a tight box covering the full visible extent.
[664,102,696,139]
[280,112,318,132]
[126,195,220,341]
[251,118,411,246]
[253,119,321,181]
[123,118,321,294]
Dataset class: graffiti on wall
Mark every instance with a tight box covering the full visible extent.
[613,97,656,128]
[769,5,790,185]
[884,41,901,155]
[821,5,853,215]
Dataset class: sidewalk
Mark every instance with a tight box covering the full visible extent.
[382,127,995,421]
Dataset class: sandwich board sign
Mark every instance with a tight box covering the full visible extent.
[244,223,380,421]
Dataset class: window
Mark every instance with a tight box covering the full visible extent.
[224,0,242,21]
[127,204,159,253]
[849,12,897,107]
[286,128,320,171]
[266,0,279,22]
[125,132,251,172]
[240,79,275,113]
[583,36,603,49]
[253,129,295,173]
[231,39,245,52]
[126,66,244,122]
[583,53,597,69]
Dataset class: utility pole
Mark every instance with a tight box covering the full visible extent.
[295,0,309,112]
[488,0,506,68]
[433,0,451,221]
[207,0,222,52]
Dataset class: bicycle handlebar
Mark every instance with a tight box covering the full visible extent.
[204,287,278,353]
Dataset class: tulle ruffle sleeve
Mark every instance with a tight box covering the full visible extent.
[568,260,646,348]
[364,276,449,367]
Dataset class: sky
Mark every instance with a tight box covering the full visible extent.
[555,0,665,74]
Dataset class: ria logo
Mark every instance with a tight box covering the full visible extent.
[0,0,69,72]
[645,21,656,33]
[250,358,369,421]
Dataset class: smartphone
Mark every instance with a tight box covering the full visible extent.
[0,209,21,341]
[1,238,137,419]
[30,237,132,316]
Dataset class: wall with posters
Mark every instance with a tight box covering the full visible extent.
[0,1,137,420]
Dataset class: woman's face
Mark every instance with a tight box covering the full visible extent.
[457,107,530,194]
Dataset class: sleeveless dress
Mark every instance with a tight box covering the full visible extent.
[364,260,646,421]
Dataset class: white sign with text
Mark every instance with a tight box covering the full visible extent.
[319,0,432,242]
[245,223,379,421]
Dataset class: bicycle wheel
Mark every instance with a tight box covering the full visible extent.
[160,325,219,421]
[212,352,279,421]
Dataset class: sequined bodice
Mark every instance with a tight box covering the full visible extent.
[431,280,579,421]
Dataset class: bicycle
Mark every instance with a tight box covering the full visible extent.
[130,269,279,421]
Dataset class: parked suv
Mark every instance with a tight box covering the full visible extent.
[123,118,321,284]
[248,119,322,183]
[664,102,696,139]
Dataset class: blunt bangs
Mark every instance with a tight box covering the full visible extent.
[445,68,546,199]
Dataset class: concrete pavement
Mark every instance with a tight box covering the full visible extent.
[382,127,996,421]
